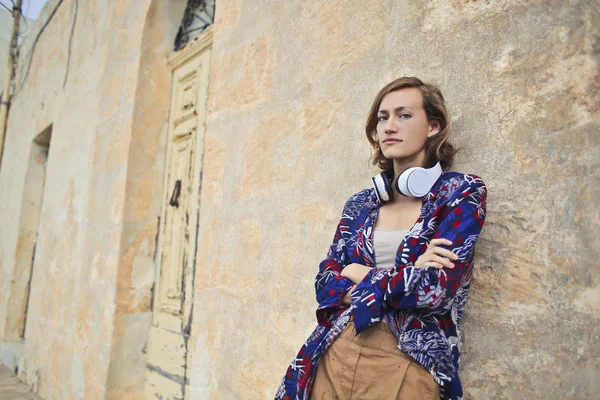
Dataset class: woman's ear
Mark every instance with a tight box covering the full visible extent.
[428,121,441,137]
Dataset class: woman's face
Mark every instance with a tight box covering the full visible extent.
[376,88,440,166]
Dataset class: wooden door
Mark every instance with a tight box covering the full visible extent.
[144,31,212,400]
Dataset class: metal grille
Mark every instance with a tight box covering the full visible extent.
[174,0,216,50]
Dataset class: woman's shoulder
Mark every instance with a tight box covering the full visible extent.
[436,171,487,202]
[346,188,376,203]
[339,188,377,219]
[439,171,486,190]
[440,171,485,185]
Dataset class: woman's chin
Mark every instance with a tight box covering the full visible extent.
[383,152,411,161]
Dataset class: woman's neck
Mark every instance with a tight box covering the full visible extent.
[389,156,429,206]
[388,188,423,206]
[391,152,428,181]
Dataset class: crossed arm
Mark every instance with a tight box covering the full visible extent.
[340,237,457,302]
[315,178,487,331]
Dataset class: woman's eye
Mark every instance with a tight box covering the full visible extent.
[377,114,410,122]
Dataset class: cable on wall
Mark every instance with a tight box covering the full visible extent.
[13,0,65,97]
[63,0,78,88]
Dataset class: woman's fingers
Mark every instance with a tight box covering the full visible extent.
[429,254,455,268]
[415,239,457,269]
[432,247,459,261]
[421,261,444,269]
[427,239,458,261]
[430,238,453,246]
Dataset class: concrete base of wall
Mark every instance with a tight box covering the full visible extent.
[0,365,42,400]
[0,341,24,374]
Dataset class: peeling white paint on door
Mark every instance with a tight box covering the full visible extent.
[144,28,212,400]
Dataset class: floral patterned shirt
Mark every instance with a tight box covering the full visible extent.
[275,171,488,400]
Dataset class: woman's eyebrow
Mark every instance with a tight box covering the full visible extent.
[377,106,414,114]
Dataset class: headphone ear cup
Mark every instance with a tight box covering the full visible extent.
[396,167,415,197]
[396,162,443,197]
[382,173,393,200]
[371,173,393,202]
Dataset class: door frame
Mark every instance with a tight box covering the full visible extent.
[144,25,213,400]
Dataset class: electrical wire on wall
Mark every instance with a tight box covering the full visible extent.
[0,1,13,12]
[13,0,79,94]
[0,0,79,167]
[0,0,78,167]
[63,0,78,88]
[4,0,31,77]
[13,0,64,97]
[0,0,22,167]
[1,0,27,76]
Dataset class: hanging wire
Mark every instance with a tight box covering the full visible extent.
[18,3,28,33]
[13,0,65,97]
[63,0,78,88]
[0,1,12,12]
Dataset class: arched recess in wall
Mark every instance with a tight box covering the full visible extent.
[144,0,215,397]
[105,0,215,398]
[103,0,186,398]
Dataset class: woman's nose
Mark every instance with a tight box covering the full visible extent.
[384,116,397,132]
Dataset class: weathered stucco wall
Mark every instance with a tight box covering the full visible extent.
[0,1,182,399]
[1,0,598,399]
[188,0,599,399]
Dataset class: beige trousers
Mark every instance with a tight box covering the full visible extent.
[310,319,440,400]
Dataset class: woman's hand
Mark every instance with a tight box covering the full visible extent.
[415,238,458,269]
[341,284,357,306]
[340,264,370,306]
[341,263,372,284]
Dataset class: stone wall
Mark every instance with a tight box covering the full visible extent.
[0,1,183,399]
[0,0,597,399]
[187,0,599,399]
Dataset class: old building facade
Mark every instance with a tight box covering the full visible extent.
[0,0,598,399]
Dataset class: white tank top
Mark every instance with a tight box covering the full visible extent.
[373,228,410,324]
[373,228,410,269]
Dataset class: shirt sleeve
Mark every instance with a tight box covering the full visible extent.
[350,177,487,333]
[314,198,356,325]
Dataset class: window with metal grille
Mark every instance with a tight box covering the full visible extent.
[174,0,215,50]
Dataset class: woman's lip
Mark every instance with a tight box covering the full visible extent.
[383,139,402,144]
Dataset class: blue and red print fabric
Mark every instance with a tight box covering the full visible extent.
[275,172,488,400]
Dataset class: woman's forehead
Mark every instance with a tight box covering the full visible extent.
[379,88,424,111]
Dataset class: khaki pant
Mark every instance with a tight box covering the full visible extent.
[311,319,440,400]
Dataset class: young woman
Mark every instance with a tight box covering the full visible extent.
[275,77,488,400]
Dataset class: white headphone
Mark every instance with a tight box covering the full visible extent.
[371,162,443,201]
